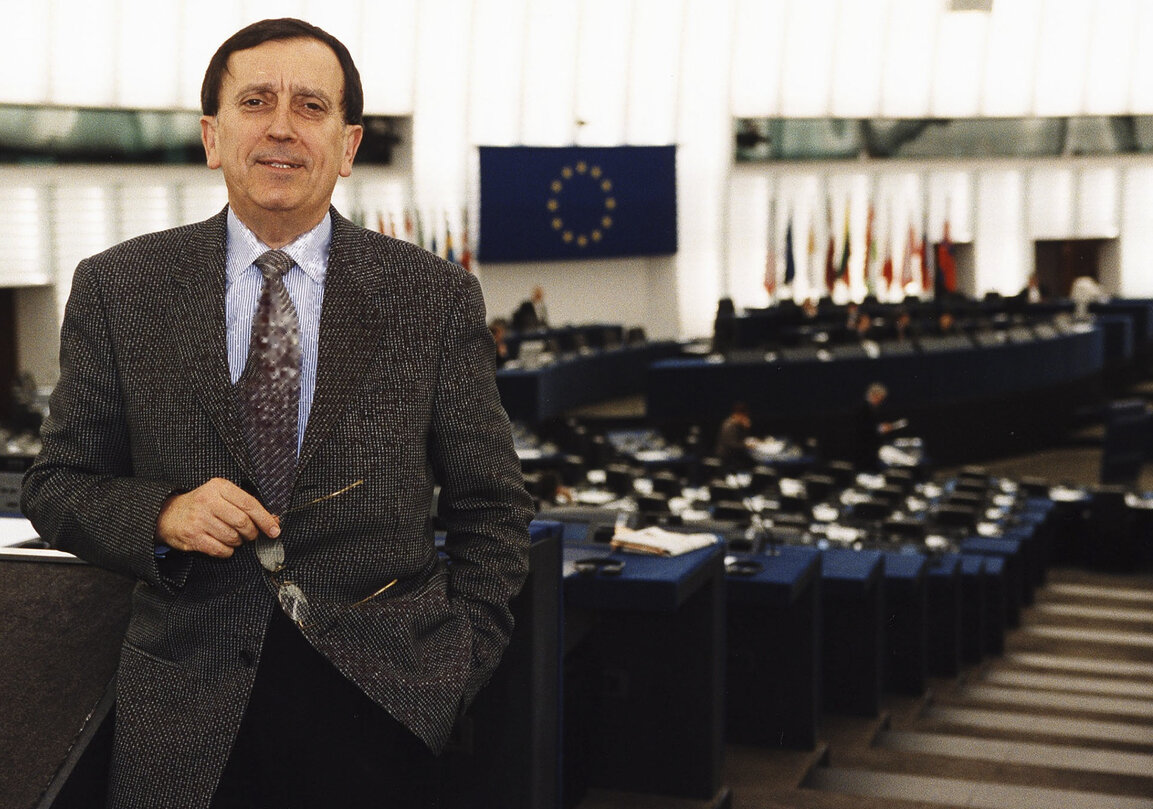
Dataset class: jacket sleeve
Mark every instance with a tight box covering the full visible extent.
[20,259,185,590]
[427,270,534,705]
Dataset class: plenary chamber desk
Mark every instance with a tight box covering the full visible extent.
[497,341,680,424]
[561,540,728,806]
[646,323,1104,464]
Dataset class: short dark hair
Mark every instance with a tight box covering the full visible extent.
[201,18,364,125]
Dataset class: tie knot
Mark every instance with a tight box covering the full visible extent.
[255,250,294,280]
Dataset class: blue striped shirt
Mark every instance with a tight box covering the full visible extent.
[224,209,330,455]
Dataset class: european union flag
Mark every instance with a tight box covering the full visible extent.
[479,145,677,262]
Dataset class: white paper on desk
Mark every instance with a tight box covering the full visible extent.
[0,517,40,548]
[609,526,718,556]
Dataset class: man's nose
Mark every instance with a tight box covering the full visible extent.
[266,99,297,139]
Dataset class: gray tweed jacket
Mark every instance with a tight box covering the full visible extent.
[21,207,534,809]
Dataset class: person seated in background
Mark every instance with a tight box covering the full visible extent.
[489,317,511,366]
[1070,274,1106,319]
[512,284,549,331]
[715,401,755,470]
[711,297,737,354]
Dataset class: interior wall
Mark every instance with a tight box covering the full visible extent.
[4,0,1153,383]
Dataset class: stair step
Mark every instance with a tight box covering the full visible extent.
[804,766,1153,809]
[953,684,1153,720]
[1032,602,1153,624]
[980,669,1153,699]
[1002,651,1153,679]
[1044,583,1153,605]
[923,704,1153,747]
[877,730,1153,778]
[1021,625,1153,650]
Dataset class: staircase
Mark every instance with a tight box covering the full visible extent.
[792,568,1153,809]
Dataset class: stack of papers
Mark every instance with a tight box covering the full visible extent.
[609,526,718,556]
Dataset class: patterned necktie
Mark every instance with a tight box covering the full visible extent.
[236,249,301,517]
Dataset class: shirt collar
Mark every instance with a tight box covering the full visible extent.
[225,208,331,285]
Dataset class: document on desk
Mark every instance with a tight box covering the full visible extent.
[610,525,718,557]
[0,516,39,547]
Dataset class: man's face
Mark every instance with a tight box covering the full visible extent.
[201,37,363,243]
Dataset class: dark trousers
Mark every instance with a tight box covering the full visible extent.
[211,609,443,809]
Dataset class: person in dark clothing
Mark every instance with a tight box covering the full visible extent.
[854,382,905,470]
[715,401,754,469]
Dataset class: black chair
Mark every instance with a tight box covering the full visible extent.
[604,464,636,497]
[650,471,684,498]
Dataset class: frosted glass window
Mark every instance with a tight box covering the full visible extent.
[573,0,631,146]
[117,0,181,108]
[0,186,48,286]
[117,185,175,242]
[521,0,580,145]
[780,0,835,117]
[930,11,988,118]
[177,3,245,111]
[469,0,528,146]
[180,183,230,223]
[1033,3,1092,116]
[830,0,887,118]
[1131,3,1153,113]
[360,0,418,115]
[626,0,683,146]
[53,186,114,280]
[412,0,471,208]
[1084,0,1137,115]
[981,0,1042,116]
[1077,166,1119,239]
[725,173,771,310]
[50,0,117,107]
[0,4,50,104]
[730,0,787,117]
[880,0,937,117]
[1027,168,1074,239]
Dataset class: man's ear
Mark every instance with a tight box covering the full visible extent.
[200,116,221,170]
[339,125,364,178]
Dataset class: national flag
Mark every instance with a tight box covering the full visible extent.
[784,214,796,286]
[921,227,932,293]
[478,145,677,261]
[824,200,836,293]
[836,201,851,282]
[415,209,425,251]
[764,196,777,299]
[460,211,473,272]
[901,221,915,289]
[404,209,414,242]
[376,211,389,236]
[445,217,457,265]
[862,202,876,294]
[936,219,957,293]
[881,227,894,291]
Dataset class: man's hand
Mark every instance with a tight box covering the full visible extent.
[155,478,280,558]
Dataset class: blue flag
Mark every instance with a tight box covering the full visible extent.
[479,145,677,262]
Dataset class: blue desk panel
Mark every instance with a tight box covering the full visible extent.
[820,549,885,716]
[725,546,822,750]
[926,553,963,676]
[561,539,726,801]
[882,552,929,695]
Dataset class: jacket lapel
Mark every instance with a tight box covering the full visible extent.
[297,210,387,473]
[169,209,255,480]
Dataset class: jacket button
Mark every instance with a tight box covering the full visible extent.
[239,649,255,668]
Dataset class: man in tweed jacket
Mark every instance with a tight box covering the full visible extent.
[21,18,532,809]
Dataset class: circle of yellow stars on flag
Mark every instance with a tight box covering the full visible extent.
[546,161,617,249]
